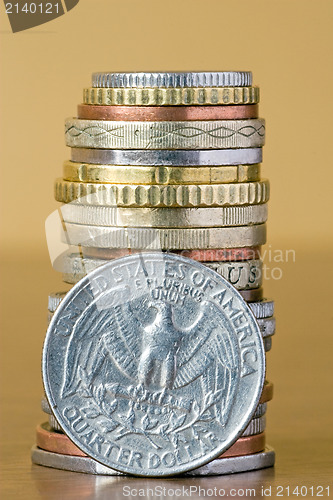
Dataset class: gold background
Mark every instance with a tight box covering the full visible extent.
[1,1,332,497]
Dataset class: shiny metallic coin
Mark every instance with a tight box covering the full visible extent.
[60,253,263,291]
[48,414,62,432]
[43,253,265,476]
[63,161,261,185]
[71,147,263,166]
[31,445,275,476]
[48,292,67,313]
[257,317,276,337]
[241,416,266,437]
[253,403,267,419]
[92,71,253,88]
[60,204,268,228]
[248,299,274,319]
[55,179,269,208]
[205,260,262,290]
[60,224,266,250]
[65,118,265,150]
[36,421,265,459]
[259,381,273,404]
[80,246,261,262]
[83,86,259,106]
[77,104,259,121]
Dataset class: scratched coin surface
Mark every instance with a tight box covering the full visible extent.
[42,253,265,476]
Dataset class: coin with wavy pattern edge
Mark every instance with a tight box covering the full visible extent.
[42,252,265,477]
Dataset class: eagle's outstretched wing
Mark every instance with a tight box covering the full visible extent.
[173,301,241,426]
[61,290,143,398]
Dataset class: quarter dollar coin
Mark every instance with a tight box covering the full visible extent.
[42,253,265,476]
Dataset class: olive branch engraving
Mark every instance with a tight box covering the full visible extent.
[77,368,223,450]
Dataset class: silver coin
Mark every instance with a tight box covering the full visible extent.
[43,253,265,476]
[60,204,268,228]
[71,147,263,166]
[42,397,269,420]
[48,292,67,313]
[60,253,262,291]
[257,317,276,337]
[263,336,273,352]
[48,414,62,432]
[92,71,253,89]
[46,312,273,350]
[61,224,267,250]
[253,403,267,419]
[248,299,274,319]
[41,396,52,414]
[46,413,266,436]
[241,415,266,437]
[65,119,265,150]
[205,260,262,290]
[31,445,275,476]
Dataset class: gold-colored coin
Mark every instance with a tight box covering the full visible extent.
[55,179,269,207]
[83,86,259,106]
[63,161,261,185]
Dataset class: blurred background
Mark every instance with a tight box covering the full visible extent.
[1,0,332,497]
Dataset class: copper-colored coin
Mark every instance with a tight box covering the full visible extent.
[80,247,261,262]
[77,104,259,121]
[239,288,263,302]
[36,421,265,460]
[218,433,265,458]
[259,381,274,404]
[36,423,86,457]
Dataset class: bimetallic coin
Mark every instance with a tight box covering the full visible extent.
[43,253,265,476]
[63,161,261,185]
[92,71,253,88]
[31,445,275,476]
[65,118,265,150]
[60,204,268,228]
[55,179,270,207]
[77,104,259,121]
[83,87,260,106]
[71,147,263,166]
[61,224,267,250]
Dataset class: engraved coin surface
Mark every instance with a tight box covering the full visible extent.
[65,118,265,150]
[92,71,253,89]
[43,253,265,476]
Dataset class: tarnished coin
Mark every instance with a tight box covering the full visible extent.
[43,253,265,477]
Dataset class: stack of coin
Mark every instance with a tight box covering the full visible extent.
[33,72,275,476]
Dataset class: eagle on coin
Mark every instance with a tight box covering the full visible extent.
[61,291,241,426]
